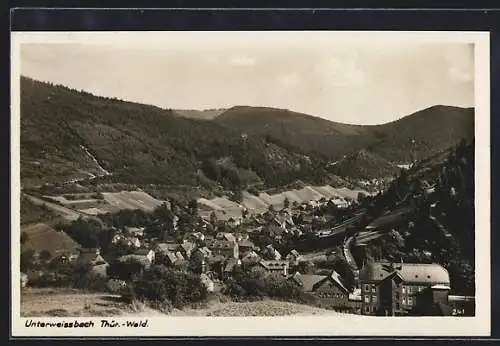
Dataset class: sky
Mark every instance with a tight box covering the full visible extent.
[19,34,474,125]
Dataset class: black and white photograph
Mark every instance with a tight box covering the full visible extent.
[10,30,490,337]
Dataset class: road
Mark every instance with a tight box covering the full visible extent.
[315,210,365,238]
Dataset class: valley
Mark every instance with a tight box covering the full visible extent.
[17,76,475,317]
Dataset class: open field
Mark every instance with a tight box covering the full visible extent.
[20,289,349,317]
[170,300,345,317]
[20,288,163,317]
[41,191,167,216]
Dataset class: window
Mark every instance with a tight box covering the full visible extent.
[402,297,407,305]
[396,292,400,299]
[365,306,370,313]
[396,303,400,310]
[364,284,370,292]
[408,297,413,305]
[402,286,406,294]
[364,295,370,303]
[372,284,376,292]
[372,295,377,303]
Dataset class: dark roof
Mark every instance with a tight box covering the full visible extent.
[78,253,103,266]
[224,258,240,272]
[259,260,289,270]
[181,241,195,250]
[206,239,235,249]
[289,273,327,292]
[359,262,450,284]
[238,239,254,248]
[155,243,179,253]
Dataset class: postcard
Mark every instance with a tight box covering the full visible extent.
[11,30,490,337]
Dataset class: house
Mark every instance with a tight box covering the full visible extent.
[117,254,152,269]
[178,241,196,259]
[241,251,261,267]
[358,261,451,316]
[262,244,281,261]
[223,258,242,280]
[125,226,145,238]
[285,249,302,267]
[189,232,205,242]
[190,247,213,273]
[227,217,242,228]
[77,248,107,267]
[237,239,255,256]
[258,260,289,276]
[21,272,28,288]
[133,248,155,264]
[200,273,215,293]
[216,232,237,244]
[330,198,349,209]
[288,271,350,308]
[206,239,239,259]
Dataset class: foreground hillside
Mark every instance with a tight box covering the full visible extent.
[21,288,343,317]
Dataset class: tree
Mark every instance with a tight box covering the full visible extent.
[21,232,29,245]
[295,261,315,274]
[21,249,35,272]
[133,265,207,308]
[188,199,198,217]
[284,198,290,209]
[39,250,52,262]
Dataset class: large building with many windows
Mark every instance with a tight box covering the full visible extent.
[358,262,450,316]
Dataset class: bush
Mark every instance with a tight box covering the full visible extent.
[131,265,207,308]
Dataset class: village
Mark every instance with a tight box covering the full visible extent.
[20,189,474,317]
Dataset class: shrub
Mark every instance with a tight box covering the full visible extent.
[131,265,207,308]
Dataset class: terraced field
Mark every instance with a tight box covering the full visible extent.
[42,191,167,216]
[197,184,371,220]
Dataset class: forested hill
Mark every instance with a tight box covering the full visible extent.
[20,77,332,191]
[354,139,475,295]
[215,105,474,164]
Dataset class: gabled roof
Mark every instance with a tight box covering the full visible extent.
[208,254,226,264]
[359,262,450,285]
[78,253,105,266]
[259,260,289,271]
[164,251,177,263]
[238,239,254,248]
[224,258,240,272]
[326,270,349,293]
[117,254,149,266]
[197,247,212,257]
[134,248,153,256]
[179,242,195,253]
[155,242,179,253]
[289,273,327,292]
[206,239,235,249]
